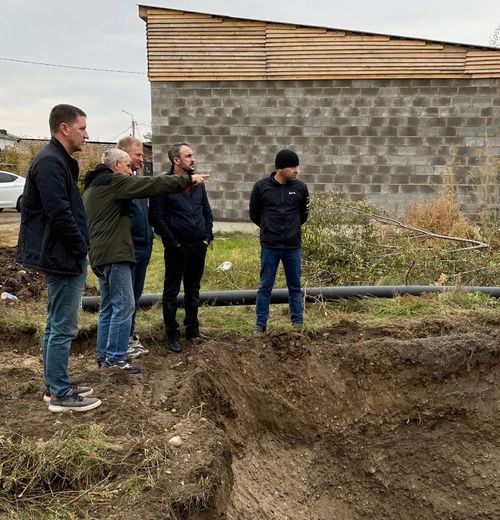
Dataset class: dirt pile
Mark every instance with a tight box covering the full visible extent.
[1,318,499,519]
[0,246,45,301]
[0,246,98,303]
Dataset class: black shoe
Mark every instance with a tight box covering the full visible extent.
[186,333,209,342]
[169,339,182,353]
[255,324,267,335]
[103,360,141,374]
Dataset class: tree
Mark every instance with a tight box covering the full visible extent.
[489,23,500,47]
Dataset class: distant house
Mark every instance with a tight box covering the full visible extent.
[12,138,153,175]
[0,129,20,150]
[139,5,500,220]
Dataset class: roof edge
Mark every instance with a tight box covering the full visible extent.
[137,3,500,52]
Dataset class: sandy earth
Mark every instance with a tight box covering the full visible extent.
[0,244,499,519]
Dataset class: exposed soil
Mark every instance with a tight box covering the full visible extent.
[1,315,499,519]
[0,246,97,301]
[0,246,45,300]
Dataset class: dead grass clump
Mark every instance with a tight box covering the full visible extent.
[0,425,183,518]
[0,425,114,509]
[405,193,479,242]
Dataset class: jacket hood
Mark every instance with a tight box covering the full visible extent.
[84,163,112,190]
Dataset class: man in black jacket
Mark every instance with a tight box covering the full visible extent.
[17,104,101,412]
[249,149,310,333]
[150,143,213,353]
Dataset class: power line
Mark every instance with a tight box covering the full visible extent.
[0,56,147,75]
[111,125,133,141]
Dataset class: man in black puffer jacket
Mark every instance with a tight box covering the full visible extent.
[17,104,101,413]
[149,143,213,354]
[249,149,310,334]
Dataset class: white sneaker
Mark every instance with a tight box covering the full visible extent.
[126,346,142,359]
[128,335,149,355]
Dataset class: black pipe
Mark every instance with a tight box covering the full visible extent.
[81,285,500,312]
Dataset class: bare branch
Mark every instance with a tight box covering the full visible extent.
[347,206,489,250]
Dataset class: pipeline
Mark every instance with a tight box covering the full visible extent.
[80,285,500,312]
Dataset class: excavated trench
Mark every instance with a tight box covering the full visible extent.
[1,318,499,519]
[171,320,500,519]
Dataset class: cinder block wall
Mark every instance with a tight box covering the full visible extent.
[151,79,500,220]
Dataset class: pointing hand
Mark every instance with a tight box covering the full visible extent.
[191,173,209,185]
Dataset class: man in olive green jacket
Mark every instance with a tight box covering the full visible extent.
[83,148,208,373]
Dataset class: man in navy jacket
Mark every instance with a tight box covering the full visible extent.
[249,149,310,333]
[17,104,101,412]
[117,137,152,359]
[149,143,213,353]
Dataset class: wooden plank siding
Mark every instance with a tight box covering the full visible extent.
[139,6,500,80]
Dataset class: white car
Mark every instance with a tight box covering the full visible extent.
[0,170,25,212]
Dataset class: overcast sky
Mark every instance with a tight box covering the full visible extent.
[1,0,498,141]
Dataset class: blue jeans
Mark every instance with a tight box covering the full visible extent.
[256,247,303,327]
[43,259,87,397]
[97,262,135,364]
[130,242,152,337]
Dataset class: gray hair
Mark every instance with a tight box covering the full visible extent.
[101,148,130,169]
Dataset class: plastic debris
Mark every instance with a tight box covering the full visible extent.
[217,261,233,271]
[1,292,19,303]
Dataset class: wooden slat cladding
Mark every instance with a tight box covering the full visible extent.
[140,7,500,80]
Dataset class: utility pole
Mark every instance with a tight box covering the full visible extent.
[121,109,137,137]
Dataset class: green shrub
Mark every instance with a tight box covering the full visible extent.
[302,193,387,285]
[301,192,500,287]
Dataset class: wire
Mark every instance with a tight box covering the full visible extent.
[111,125,133,141]
[0,56,147,75]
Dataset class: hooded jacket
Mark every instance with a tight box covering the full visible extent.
[83,164,192,271]
[249,172,309,249]
[149,168,213,247]
[16,137,89,275]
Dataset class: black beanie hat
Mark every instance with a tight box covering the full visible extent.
[275,149,299,170]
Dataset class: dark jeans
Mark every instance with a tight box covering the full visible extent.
[256,247,303,327]
[162,242,207,340]
[130,242,153,337]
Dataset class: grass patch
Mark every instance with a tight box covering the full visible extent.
[0,425,114,516]
[4,220,500,340]
[0,425,185,519]
[3,290,500,341]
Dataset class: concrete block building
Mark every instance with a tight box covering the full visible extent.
[139,5,500,220]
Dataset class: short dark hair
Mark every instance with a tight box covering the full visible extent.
[168,142,191,164]
[49,104,86,134]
